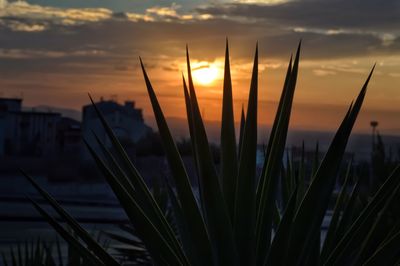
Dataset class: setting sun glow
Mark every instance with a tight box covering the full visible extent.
[192,65,220,85]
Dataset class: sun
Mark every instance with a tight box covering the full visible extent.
[192,64,220,86]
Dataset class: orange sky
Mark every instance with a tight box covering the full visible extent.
[0,0,399,134]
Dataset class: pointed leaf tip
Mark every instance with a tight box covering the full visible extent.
[139,58,146,73]
[357,64,375,98]
[186,46,192,72]
[295,43,301,59]
[186,44,190,59]
[298,39,302,49]
[369,64,376,76]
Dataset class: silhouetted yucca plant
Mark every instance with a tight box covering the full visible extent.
[2,239,54,266]
[2,235,108,266]
[22,41,400,265]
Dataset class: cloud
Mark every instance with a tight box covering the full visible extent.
[1,0,396,61]
[125,3,214,22]
[0,0,113,31]
[232,0,290,4]
[198,0,400,49]
[293,27,397,47]
[0,48,105,59]
[0,0,213,32]
[147,3,181,17]
[199,0,400,29]
[0,20,46,32]
[313,69,336,77]
[388,73,400,78]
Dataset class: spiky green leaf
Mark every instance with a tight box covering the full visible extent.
[140,58,214,265]
[221,39,238,220]
[186,46,237,265]
[234,43,258,265]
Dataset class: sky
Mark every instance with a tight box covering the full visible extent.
[0,0,400,134]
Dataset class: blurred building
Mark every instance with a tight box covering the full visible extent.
[0,98,22,155]
[81,98,152,159]
[12,110,61,156]
[0,97,81,157]
[56,117,82,155]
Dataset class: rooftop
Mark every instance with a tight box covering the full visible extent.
[0,98,22,103]
[83,100,143,121]
[10,111,61,116]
